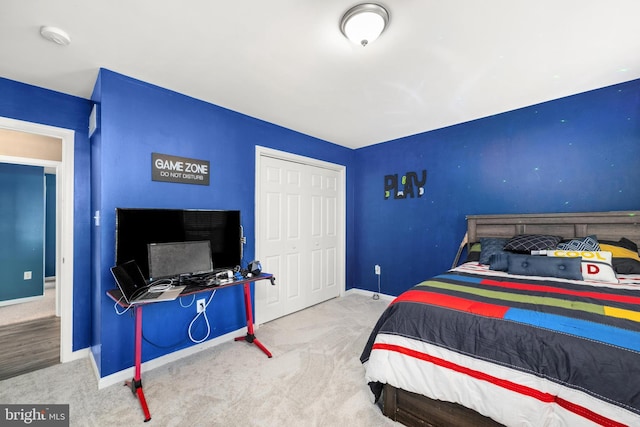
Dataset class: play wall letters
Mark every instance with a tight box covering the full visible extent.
[384,170,427,200]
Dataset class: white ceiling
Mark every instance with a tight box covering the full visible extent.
[1,1,639,149]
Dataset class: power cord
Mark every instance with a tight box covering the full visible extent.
[188,289,216,343]
[373,264,381,300]
[179,294,195,308]
[113,295,131,315]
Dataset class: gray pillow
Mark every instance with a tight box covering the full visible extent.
[507,254,583,280]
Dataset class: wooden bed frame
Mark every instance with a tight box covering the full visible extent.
[381,210,640,427]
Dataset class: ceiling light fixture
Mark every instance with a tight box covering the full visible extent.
[340,3,389,47]
[40,26,71,46]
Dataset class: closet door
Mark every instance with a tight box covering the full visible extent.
[256,152,343,324]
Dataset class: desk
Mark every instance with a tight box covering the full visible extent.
[107,273,274,422]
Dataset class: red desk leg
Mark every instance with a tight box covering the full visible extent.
[124,305,152,422]
[234,281,272,358]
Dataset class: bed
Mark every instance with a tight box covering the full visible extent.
[361,211,640,427]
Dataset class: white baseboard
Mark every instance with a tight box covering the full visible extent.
[345,287,395,302]
[95,326,246,389]
[63,347,89,362]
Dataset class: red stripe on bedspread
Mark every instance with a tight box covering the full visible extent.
[392,289,509,318]
[372,342,626,427]
[480,278,640,305]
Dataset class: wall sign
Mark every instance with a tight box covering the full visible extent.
[384,170,427,199]
[152,152,210,186]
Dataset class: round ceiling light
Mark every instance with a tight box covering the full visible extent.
[340,3,389,47]
[40,26,71,46]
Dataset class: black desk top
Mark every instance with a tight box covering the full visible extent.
[107,272,274,307]
[180,272,273,295]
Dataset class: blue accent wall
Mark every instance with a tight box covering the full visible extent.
[0,77,93,350]
[91,69,354,376]
[0,163,44,301]
[352,79,640,296]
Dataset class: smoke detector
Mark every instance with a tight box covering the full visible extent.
[40,26,71,46]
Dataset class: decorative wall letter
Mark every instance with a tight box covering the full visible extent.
[384,170,427,200]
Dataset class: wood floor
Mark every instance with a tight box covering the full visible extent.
[0,315,60,381]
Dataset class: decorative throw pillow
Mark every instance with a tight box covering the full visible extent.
[547,250,618,283]
[599,239,640,274]
[489,253,510,271]
[504,234,563,252]
[479,238,509,265]
[557,235,600,251]
[507,254,583,280]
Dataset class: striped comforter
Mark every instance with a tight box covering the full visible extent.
[361,263,640,426]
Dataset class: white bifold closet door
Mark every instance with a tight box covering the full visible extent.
[256,153,343,325]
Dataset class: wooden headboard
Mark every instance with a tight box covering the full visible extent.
[466,211,640,248]
[453,211,640,267]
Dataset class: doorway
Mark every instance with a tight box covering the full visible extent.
[255,147,346,325]
[0,116,75,363]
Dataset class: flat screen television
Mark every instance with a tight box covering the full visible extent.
[115,208,242,279]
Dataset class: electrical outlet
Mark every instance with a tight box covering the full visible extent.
[197,298,206,313]
[24,271,32,280]
[375,265,381,275]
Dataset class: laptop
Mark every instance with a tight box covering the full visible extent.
[110,260,186,305]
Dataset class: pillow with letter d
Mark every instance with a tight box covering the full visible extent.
[547,250,618,283]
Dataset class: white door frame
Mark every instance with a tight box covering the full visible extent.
[254,146,346,322]
[0,116,78,363]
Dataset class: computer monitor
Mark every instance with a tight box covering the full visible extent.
[147,240,213,280]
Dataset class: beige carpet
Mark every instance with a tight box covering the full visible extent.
[0,285,56,327]
[0,292,400,426]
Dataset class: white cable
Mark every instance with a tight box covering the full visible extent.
[373,274,381,300]
[113,296,131,315]
[148,278,174,292]
[179,294,195,308]
[188,290,216,343]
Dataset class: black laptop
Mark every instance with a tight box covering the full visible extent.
[110,260,185,305]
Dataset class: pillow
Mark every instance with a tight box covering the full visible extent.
[504,234,563,252]
[599,239,640,274]
[489,252,510,271]
[601,237,638,252]
[507,254,583,280]
[479,238,509,265]
[465,243,481,263]
[547,250,618,283]
[557,235,600,251]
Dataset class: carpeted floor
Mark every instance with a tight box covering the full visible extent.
[0,292,400,426]
[0,285,56,327]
